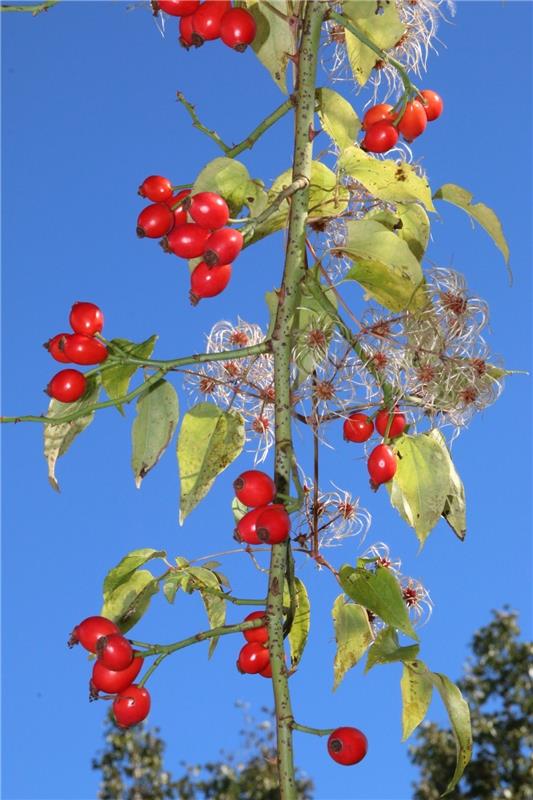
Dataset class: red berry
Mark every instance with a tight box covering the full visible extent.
[235,506,264,545]
[45,333,72,363]
[204,228,243,266]
[259,662,273,678]
[375,407,406,438]
[362,103,395,131]
[91,654,144,695]
[420,89,443,121]
[62,333,108,366]
[137,203,174,239]
[191,1,231,43]
[190,262,231,305]
[255,504,291,545]
[47,369,86,403]
[220,8,257,51]
[179,12,195,47]
[343,413,374,443]
[367,444,397,486]
[397,100,427,141]
[69,616,119,652]
[166,188,191,227]
[158,0,199,16]
[97,633,134,671]
[361,121,398,153]
[236,642,270,674]
[112,685,151,728]
[163,223,210,259]
[188,192,229,230]
[69,302,104,336]
[327,727,368,766]
[138,175,172,203]
[243,611,268,644]
[233,470,276,508]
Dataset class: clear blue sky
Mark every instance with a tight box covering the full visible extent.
[1,3,531,799]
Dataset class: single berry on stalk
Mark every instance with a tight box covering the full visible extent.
[361,121,398,153]
[220,8,257,51]
[255,504,291,544]
[191,1,231,44]
[204,227,243,266]
[234,469,276,508]
[375,407,406,438]
[179,13,195,47]
[187,191,229,230]
[112,685,151,728]
[327,727,368,766]
[97,633,134,671]
[343,413,374,443]
[62,334,108,365]
[362,103,395,131]
[163,223,210,259]
[45,333,72,363]
[137,203,174,239]
[190,262,232,304]
[68,615,119,652]
[367,444,397,486]
[47,369,87,403]
[397,99,427,141]
[236,642,270,674]
[235,506,264,545]
[243,611,268,644]
[91,654,144,696]
[420,89,443,121]
[69,302,104,336]
[138,175,172,203]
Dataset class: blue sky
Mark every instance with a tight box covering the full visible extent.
[1,3,531,799]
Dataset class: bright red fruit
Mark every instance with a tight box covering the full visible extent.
[47,369,86,403]
[91,654,144,695]
[97,633,134,671]
[362,103,395,131]
[420,89,443,121]
[375,407,406,438]
[45,333,72,363]
[255,504,291,545]
[259,662,273,678]
[192,1,231,43]
[361,121,398,153]
[62,334,108,365]
[69,302,104,336]
[158,0,199,16]
[179,13,195,47]
[166,188,191,227]
[188,192,229,230]
[397,100,427,141]
[163,223,210,259]
[367,444,397,485]
[137,203,174,239]
[190,262,232,305]
[237,642,270,674]
[138,175,172,203]
[69,616,119,652]
[343,413,374,443]
[204,228,243,266]
[220,8,257,51]
[243,611,268,645]
[235,506,264,545]
[112,685,151,728]
[327,727,368,766]
[234,470,276,508]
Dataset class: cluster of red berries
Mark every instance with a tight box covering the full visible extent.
[361,89,443,153]
[137,176,243,305]
[152,1,256,52]
[69,616,150,728]
[343,407,407,487]
[236,610,273,678]
[233,470,291,545]
[44,302,106,403]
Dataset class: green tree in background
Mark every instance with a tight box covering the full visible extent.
[410,609,533,799]
[93,703,314,800]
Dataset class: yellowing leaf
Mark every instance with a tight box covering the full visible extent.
[101,569,159,634]
[430,671,473,795]
[317,87,360,151]
[283,577,311,670]
[131,380,179,489]
[332,596,373,690]
[365,626,420,673]
[103,548,166,599]
[368,203,430,261]
[429,429,466,541]
[401,660,433,741]
[192,157,251,216]
[245,0,294,94]
[343,1,405,86]
[102,335,157,409]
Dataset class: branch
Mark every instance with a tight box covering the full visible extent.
[242,177,309,242]
[1,0,58,13]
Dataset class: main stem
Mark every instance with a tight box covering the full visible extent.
[266,4,323,799]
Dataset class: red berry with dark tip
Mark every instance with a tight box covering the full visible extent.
[343,413,374,443]
[163,223,210,259]
[179,12,195,47]
[137,203,174,239]
[420,89,443,121]
[375,407,406,438]
[204,228,243,266]
[256,504,291,544]
[158,0,199,16]
[361,121,398,153]
[235,506,264,545]
[236,642,270,674]
[397,99,427,141]
[243,611,268,644]
[362,103,395,131]
[233,470,276,508]
[112,685,151,728]
[138,175,172,203]
[190,262,231,304]
[45,333,72,363]
[191,1,230,43]
[47,369,86,403]
[166,188,191,227]
[97,633,134,671]
[367,444,397,485]
[62,334,108,365]
[327,727,368,766]
[220,8,257,51]
[69,302,104,336]
[69,616,119,652]
[188,192,229,230]
[91,654,144,695]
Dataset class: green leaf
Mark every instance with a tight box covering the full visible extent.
[339,145,435,212]
[387,432,453,546]
[43,375,101,492]
[429,671,473,794]
[162,573,185,604]
[429,429,466,541]
[231,496,249,523]
[187,567,226,657]
[332,596,374,690]
[342,219,427,312]
[365,627,420,673]
[131,380,180,489]
[368,203,430,261]
[178,403,245,524]
[191,157,251,216]
[342,1,405,86]
[242,178,268,218]
[317,87,361,151]
[283,577,311,670]
[244,0,293,93]
[101,569,159,634]
[102,335,158,410]
[103,548,166,599]
[401,659,434,741]
[339,564,418,640]
[433,182,510,270]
